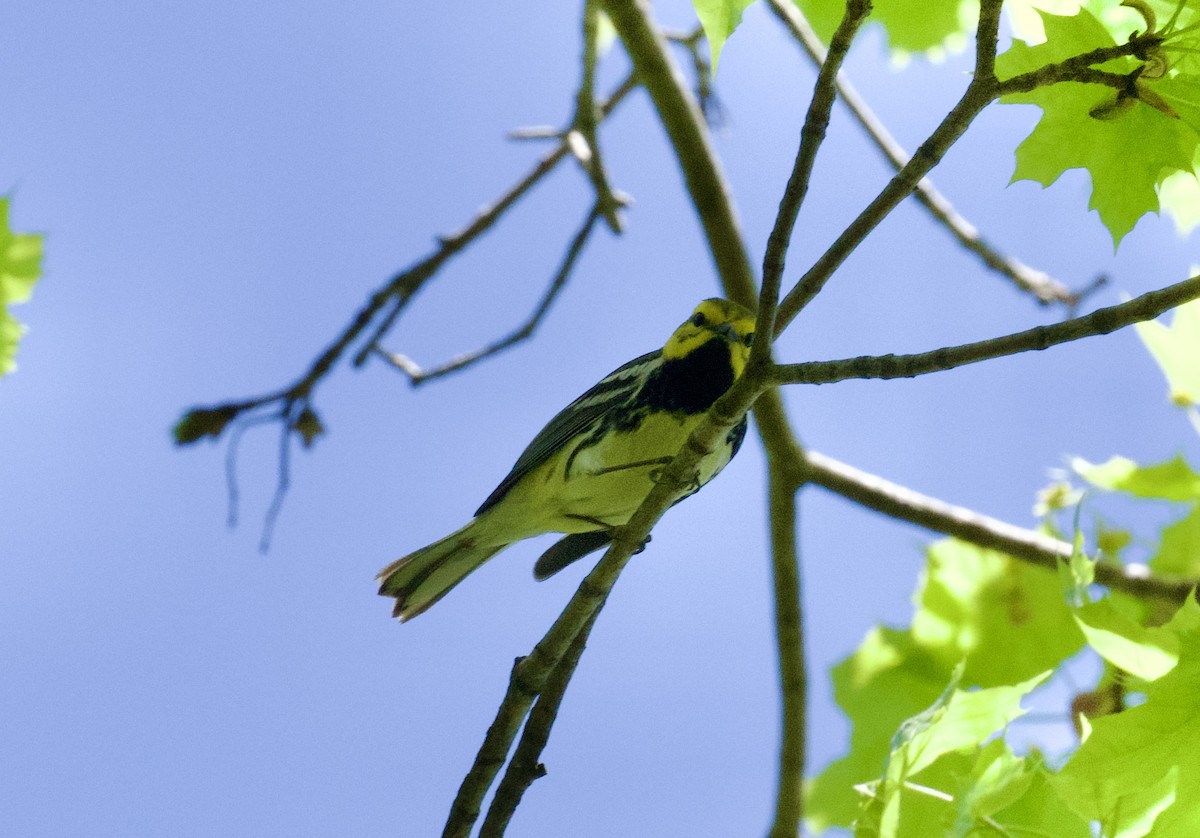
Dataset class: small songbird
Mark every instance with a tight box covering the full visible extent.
[377,298,756,620]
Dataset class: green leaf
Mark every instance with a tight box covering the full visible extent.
[949,740,1034,835]
[1055,622,1200,835]
[809,539,1083,831]
[1158,163,1200,236]
[691,0,756,71]
[1074,597,1180,680]
[797,0,974,55]
[996,9,1200,246]
[987,751,1094,837]
[807,627,955,832]
[910,540,1085,687]
[1136,295,1200,407]
[1074,454,1200,500]
[860,670,1050,836]
[1151,504,1200,576]
[0,196,45,376]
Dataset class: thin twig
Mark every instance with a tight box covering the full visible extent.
[259,416,293,552]
[375,204,604,386]
[576,0,625,233]
[773,273,1200,385]
[763,0,1073,307]
[353,72,639,368]
[995,36,1163,96]
[479,609,601,837]
[766,461,806,838]
[801,450,1198,603]
[755,0,871,365]
[775,0,1008,331]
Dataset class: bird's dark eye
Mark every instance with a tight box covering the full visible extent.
[743,332,754,347]
[691,311,707,328]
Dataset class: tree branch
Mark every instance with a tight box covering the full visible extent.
[775,0,1007,331]
[478,609,600,837]
[575,0,626,233]
[766,459,806,838]
[995,34,1164,97]
[773,273,1200,385]
[762,0,1073,307]
[755,0,871,364]
[374,203,604,385]
[800,450,1198,603]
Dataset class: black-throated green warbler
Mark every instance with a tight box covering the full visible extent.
[378,298,755,620]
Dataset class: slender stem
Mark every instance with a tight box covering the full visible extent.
[762,0,1072,306]
[802,450,1199,603]
[773,274,1200,385]
[775,0,1007,331]
[479,609,601,837]
[576,0,624,233]
[755,0,871,365]
[376,204,603,385]
[355,73,639,367]
[766,463,806,838]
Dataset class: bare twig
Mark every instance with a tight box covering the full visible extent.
[259,417,293,552]
[801,450,1199,603]
[375,203,604,386]
[575,0,625,233]
[664,27,724,126]
[775,0,1008,330]
[479,609,601,837]
[755,0,871,365]
[773,273,1200,385]
[353,72,639,368]
[763,0,1073,307]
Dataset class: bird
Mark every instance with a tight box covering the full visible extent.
[377,298,756,621]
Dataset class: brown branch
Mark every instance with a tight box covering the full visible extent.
[353,72,639,368]
[801,450,1198,603]
[775,0,1007,331]
[762,0,1073,307]
[773,273,1200,385]
[575,0,625,233]
[755,0,871,366]
[995,35,1163,97]
[375,203,604,385]
[766,458,806,838]
[478,609,601,837]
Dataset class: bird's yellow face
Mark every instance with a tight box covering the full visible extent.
[662,298,756,379]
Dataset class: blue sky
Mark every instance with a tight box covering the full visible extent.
[3,2,1198,836]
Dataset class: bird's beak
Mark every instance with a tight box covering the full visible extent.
[714,322,736,341]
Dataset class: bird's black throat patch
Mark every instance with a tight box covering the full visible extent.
[640,337,735,415]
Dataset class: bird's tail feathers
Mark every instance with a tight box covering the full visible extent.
[377,521,507,621]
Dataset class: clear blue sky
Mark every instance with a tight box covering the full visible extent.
[3,2,1197,836]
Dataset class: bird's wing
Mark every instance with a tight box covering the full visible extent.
[474,349,661,516]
